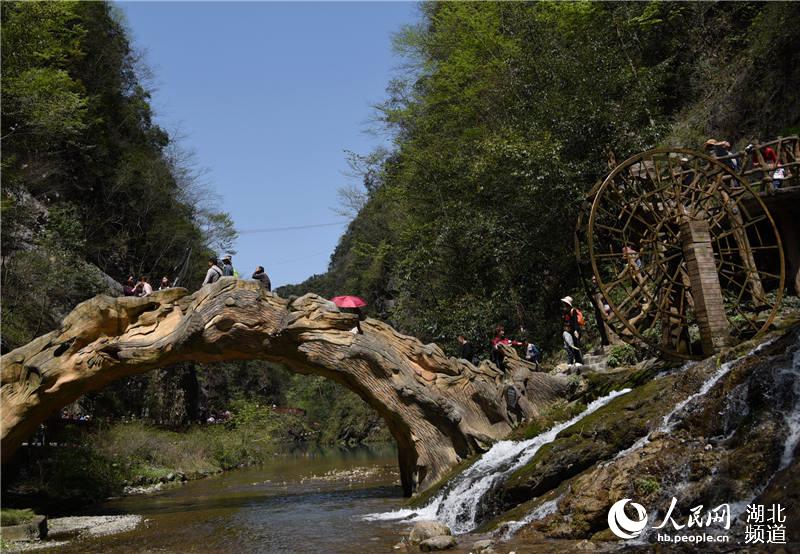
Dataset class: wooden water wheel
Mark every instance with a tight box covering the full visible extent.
[575,148,785,359]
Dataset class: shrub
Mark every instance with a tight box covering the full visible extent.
[606,343,640,368]
[1,508,36,526]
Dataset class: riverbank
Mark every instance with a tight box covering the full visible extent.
[4,445,403,553]
[2,400,389,515]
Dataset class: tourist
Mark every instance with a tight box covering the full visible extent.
[122,275,137,296]
[221,254,236,277]
[158,276,172,290]
[704,139,738,171]
[561,296,584,366]
[457,335,476,365]
[622,244,643,269]
[772,164,787,190]
[202,257,223,286]
[679,157,696,186]
[490,325,522,370]
[136,276,153,297]
[525,341,542,365]
[252,265,272,291]
[746,142,778,167]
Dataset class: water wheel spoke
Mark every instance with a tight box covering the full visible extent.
[585,147,784,358]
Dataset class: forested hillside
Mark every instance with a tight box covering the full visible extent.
[1,2,236,351]
[280,1,800,357]
[0,2,385,443]
[3,1,800,448]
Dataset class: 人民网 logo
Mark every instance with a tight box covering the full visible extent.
[608,498,648,539]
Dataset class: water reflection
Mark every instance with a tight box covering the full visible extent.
[47,443,408,553]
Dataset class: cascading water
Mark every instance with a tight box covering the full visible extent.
[500,496,561,540]
[613,338,780,462]
[365,388,631,534]
[506,336,793,543]
[779,346,800,470]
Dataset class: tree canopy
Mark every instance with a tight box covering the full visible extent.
[281,1,800,356]
[1,1,236,349]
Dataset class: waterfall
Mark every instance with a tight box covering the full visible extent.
[614,338,781,462]
[779,346,800,470]
[365,388,631,534]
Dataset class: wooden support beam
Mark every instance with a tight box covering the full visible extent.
[680,220,732,354]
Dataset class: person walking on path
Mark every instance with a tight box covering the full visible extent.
[457,335,477,365]
[252,266,272,291]
[561,296,584,366]
[203,257,223,286]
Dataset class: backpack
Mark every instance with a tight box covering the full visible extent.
[574,308,586,327]
[526,343,542,364]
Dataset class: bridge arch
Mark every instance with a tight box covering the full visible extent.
[1,279,568,495]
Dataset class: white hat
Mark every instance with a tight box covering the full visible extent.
[560,296,573,307]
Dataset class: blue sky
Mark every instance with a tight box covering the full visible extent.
[118,1,418,287]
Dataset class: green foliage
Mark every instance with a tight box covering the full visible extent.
[635,476,661,497]
[606,344,640,369]
[7,417,309,504]
[0,508,36,526]
[1,1,237,353]
[284,1,800,362]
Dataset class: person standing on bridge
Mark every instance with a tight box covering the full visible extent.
[202,257,223,286]
[221,254,237,277]
[252,265,272,291]
[122,275,137,296]
[135,276,153,297]
[490,326,522,371]
[457,335,477,365]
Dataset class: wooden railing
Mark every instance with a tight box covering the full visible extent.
[714,135,800,193]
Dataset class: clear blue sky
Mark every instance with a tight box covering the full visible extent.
[118,1,418,287]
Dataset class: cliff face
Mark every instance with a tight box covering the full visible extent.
[0,278,570,496]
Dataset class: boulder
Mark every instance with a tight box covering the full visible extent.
[408,520,451,544]
[418,535,457,551]
[472,539,495,552]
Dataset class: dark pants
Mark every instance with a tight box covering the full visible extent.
[563,331,584,364]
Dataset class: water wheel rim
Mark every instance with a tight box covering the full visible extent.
[585,147,784,360]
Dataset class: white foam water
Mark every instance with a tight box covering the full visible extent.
[614,338,780,462]
[779,346,800,469]
[500,496,560,540]
[365,388,632,534]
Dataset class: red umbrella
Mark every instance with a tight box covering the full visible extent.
[330,295,367,308]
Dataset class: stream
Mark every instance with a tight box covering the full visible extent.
[39,444,410,553]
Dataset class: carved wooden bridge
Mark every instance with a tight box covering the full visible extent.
[0,280,568,495]
[3,138,797,495]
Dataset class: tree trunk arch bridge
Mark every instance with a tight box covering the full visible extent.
[0,279,569,495]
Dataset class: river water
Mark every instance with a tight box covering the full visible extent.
[47,444,411,553]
